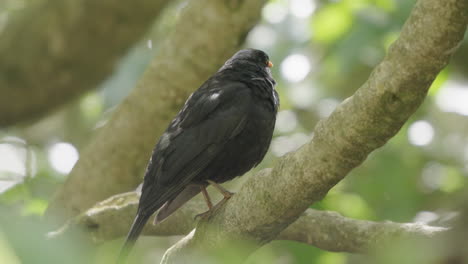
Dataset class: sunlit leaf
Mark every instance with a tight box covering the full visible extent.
[440,167,464,193]
[0,231,20,264]
[428,68,449,96]
[80,92,103,120]
[343,0,370,10]
[317,252,346,264]
[311,3,353,44]
[374,0,396,11]
[21,199,48,216]
[0,183,30,204]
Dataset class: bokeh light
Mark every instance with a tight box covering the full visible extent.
[280,54,311,83]
[289,0,317,18]
[408,120,434,146]
[275,110,298,133]
[0,137,30,193]
[247,25,277,49]
[0,143,26,176]
[262,2,287,24]
[47,142,79,174]
[317,98,339,118]
[420,162,444,191]
[271,133,311,157]
[288,84,316,108]
[435,80,468,116]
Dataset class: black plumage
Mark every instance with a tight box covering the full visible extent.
[118,49,279,262]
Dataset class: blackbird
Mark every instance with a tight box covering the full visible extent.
[118,49,279,262]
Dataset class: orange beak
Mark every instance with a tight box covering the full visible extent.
[267,61,274,68]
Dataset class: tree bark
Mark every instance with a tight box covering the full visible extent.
[159,0,468,262]
[45,0,267,223]
[49,191,447,254]
[0,0,170,126]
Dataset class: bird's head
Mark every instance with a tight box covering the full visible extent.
[224,49,274,69]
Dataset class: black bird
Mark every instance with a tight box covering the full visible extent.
[118,49,279,262]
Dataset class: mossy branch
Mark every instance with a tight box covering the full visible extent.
[49,191,447,254]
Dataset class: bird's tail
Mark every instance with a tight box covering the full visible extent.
[117,213,151,264]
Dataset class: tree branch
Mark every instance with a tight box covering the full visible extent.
[49,190,447,254]
[277,208,446,253]
[159,0,468,262]
[0,0,171,126]
[45,0,267,223]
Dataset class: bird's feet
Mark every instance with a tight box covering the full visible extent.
[194,208,213,220]
[194,180,235,220]
[194,195,233,220]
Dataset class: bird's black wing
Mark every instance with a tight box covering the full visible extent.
[137,81,252,215]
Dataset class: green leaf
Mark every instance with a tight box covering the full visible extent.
[317,252,346,264]
[21,199,48,216]
[0,231,20,264]
[374,0,396,11]
[428,68,449,96]
[312,3,353,44]
[440,167,464,193]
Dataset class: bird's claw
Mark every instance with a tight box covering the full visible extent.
[222,190,235,199]
[194,210,211,220]
[193,195,234,220]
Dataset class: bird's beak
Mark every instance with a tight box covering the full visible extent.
[267,61,274,68]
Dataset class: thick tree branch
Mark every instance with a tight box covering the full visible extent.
[45,0,267,223]
[0,0,170,126]
[160,0,468,263]
[49,191,447,254]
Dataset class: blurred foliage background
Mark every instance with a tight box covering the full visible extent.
[1,0,467,263]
